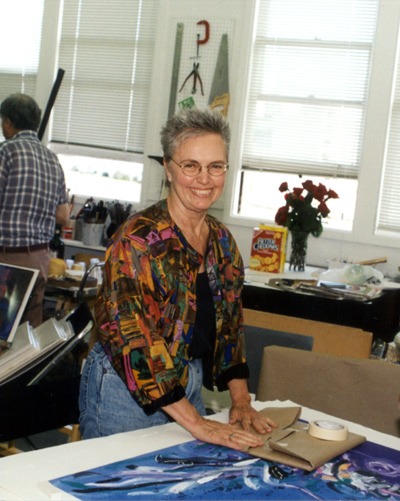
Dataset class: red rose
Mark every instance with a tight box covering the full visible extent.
[302,180,315,191]
[318,201,330,216]
[327,189,339,199]
[275,205,289,225]
[293,187,303,196]
[312,183,328,202]
[279,182,289,192]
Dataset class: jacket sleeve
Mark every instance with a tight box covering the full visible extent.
[95,230,185,415]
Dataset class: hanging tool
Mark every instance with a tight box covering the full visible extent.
[208,34,230,116]
[197,20,210,45]
[38,68,65,141]
[179,62,204,95]
[179,20,209,96]
[190,20,210,60]
[168,23,184,118]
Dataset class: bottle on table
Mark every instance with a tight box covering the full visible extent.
[50,224,65,259]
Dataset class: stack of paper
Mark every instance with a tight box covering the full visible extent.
[0,317,74,384]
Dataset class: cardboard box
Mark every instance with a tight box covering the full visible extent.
[256,346,400,437]
[243,308,372,359]
[249,225,288,273]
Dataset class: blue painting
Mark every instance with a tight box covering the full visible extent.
[50,439,400,500]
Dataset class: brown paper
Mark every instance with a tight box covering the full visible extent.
[243,407,366,472]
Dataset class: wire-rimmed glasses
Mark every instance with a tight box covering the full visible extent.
[169,158,228,177]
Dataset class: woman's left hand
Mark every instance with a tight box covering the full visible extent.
[229,400,278,435]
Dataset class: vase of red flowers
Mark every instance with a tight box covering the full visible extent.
[288,230,309,272]
[275,180,339,271]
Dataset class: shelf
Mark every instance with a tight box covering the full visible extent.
[62,239,106,252]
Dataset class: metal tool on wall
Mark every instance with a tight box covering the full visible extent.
[179,62,204,95]
[38,68,65,141]
[168,23,184,118]
[208,34,230,116]
[179,20,210,98]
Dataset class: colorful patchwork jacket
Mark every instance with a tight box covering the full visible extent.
[95,199,249,415]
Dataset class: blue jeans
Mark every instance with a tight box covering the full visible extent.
[79,342,206,439]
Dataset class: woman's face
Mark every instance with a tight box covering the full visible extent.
[165,133,227,215]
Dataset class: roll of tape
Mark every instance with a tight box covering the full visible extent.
[308,420,348,441]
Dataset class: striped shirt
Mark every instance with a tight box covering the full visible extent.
[0,131,68,246]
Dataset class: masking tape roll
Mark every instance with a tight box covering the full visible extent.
[308,420,348,441]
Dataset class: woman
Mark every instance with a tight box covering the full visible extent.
[79,109,277,451]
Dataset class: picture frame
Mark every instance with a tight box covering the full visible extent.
[0,263,38,345]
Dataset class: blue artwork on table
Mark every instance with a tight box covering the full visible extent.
[50,439,400,500]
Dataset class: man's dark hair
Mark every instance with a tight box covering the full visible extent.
[0,93,41,131]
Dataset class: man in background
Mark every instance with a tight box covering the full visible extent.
[0,93,69,327]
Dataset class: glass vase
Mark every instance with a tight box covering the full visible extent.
[289,230,309,271]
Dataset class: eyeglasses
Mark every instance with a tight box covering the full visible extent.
[169,158,228,177]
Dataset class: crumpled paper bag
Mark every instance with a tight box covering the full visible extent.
[242,406,366,471]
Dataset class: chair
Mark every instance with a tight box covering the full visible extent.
[0,440,23,456]
[244,324,313,394]
[57,423,81,442]
[256,345,400,437]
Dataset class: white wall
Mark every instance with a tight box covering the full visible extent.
[141,0,258,207]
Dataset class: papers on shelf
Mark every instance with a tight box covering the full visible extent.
[0,317,74,384]
[244,267,385,301]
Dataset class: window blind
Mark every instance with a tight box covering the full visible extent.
[51,0,159,153]
[242,0,378,178]
[0,0,44,103]
[377,51,400,232]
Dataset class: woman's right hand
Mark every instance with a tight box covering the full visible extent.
[190,415,264,451]
[163,398,263,451]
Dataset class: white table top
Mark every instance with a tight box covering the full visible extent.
[245,264,322,285]
[0,400,399,500]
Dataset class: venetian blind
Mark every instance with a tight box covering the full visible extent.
[242,0,378,178]
[51,0,159,153]
[377,47,400,233]
[0,0,44,103]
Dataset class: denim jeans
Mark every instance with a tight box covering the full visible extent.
[79,342,206,439]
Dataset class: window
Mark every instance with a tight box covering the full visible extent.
[56,150,143,203]
[0,0,45,138]
[377,42,400,234]
[237,0,378,231]
[50,0,159,154]
[48,0,159,203]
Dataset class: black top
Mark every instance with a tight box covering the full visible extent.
[189,271,250,391]
[189,271,216,359]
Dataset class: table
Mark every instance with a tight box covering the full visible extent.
[0,400,399,500]
[243,269,400,342]
[45,276,98,315]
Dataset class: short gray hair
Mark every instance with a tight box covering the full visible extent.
[0,93,41,131]
[160,108,231,161]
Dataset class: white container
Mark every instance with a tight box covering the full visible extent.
[89,257,103,284]
[66,259,74,270]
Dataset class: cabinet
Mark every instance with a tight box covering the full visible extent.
[242,281,400,343]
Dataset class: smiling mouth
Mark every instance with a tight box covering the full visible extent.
[192,188,213,196]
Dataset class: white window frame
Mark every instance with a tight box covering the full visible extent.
[221,0,400,267]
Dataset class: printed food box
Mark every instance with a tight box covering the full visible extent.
[249,225,288,273]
